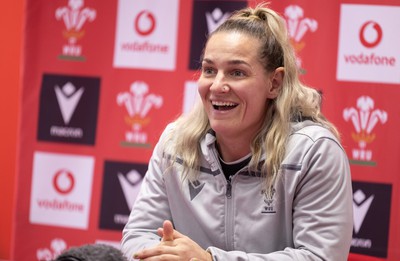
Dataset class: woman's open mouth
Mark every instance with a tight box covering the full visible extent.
[212,101,238,111]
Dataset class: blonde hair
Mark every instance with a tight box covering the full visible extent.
[164,4,339,194]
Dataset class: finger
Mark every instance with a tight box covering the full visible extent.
[165,220,187,239]
[157,227,164,238]
[162,220,174,241]
[134,250,178,260]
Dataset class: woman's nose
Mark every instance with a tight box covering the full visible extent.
[210,73,229,93]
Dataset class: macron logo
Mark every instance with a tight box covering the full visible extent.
[205,8,230,34]
[188,180,205,200]
[118,170,143,210]
[353,189,374,234]
[54,82,84,125]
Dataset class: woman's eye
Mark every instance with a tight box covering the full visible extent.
[202,67,215,75]
[231,70,245,77]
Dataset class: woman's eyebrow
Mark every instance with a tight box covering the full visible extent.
[202,58,250,67]
[201,58,213,64]
[228,59,250,66]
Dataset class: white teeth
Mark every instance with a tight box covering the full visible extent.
[212,101,236,106]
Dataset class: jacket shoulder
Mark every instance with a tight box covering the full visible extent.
[290,121,339,144]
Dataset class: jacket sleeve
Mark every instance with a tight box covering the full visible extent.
[207,137,353,261]
[120,126,173,260]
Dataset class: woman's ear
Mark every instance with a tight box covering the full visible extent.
[267,67,284,99]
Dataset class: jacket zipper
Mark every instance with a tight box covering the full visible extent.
[226,176,232,198]
[209,147,235,250]
[209,147,232,199]
[225,175,234,250]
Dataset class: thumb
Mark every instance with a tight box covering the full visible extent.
[161,220,174,241]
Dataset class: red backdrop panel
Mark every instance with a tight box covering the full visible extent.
[12,0,400,260]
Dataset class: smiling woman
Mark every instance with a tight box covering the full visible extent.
[121,4,353,261]
[198,31,283,162]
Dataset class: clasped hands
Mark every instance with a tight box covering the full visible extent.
[133,220,213,261]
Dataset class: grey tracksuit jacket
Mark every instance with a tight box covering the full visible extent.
[121,120,353,260]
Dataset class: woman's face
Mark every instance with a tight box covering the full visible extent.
[198,31,277,140]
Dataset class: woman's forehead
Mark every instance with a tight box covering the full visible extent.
[204,32,261,62]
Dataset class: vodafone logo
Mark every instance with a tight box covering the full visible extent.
[114,0,179,70]
[30,152,94,229]
[337,4,400,84]
[135,10,156,36]
[53,169,75,194]
[359,21,383,48]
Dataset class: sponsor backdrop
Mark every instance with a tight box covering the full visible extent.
[13,0,399,260]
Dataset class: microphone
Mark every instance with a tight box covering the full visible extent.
[55,243,127,261]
